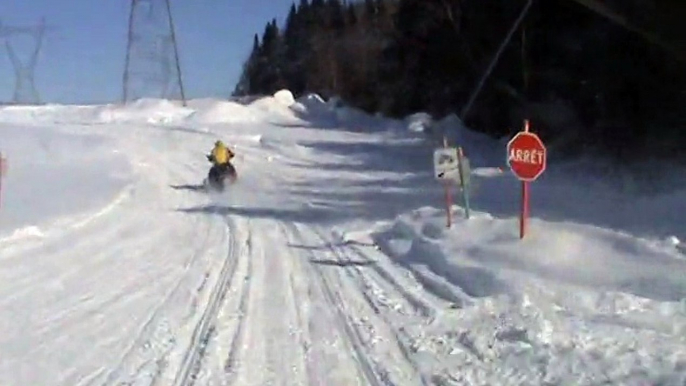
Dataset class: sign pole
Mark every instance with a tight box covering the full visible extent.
[520,178,529,238]
[457,146,471,219]
[519,119,529,239]
[434,138,461,228]
[444,181,453,228]
[443,137,453,228]
[506,118,545,239]
[520,120,530,238]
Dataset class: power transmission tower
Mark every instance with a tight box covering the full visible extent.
[123,0,186,105]
[0,18,46,105]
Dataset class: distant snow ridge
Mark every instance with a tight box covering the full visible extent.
[186,90,299,125]
[0,90,405,130]
[273,89,295,105]
[0,104,103,125]
[185,100,257,124]
[406,112,433,133]
[289,92,331,121]
[98,98,194,124]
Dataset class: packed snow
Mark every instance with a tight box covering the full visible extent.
[0,89,684,386]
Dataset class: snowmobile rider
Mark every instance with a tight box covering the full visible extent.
[207,140,237,182]
[208,140,234,165]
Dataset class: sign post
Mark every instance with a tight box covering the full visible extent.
[434,137,459,227]
[506,120,546,238]
[456,147,471,219]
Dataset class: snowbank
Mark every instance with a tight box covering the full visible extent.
[273,89,296,106]
[373,206,686,300]
[0,124,132,241]
[0,93,302,127]
[292,93,327,112]
[97,98,194,124]
[184,100,258,124]
[0,99,193,126]
[367,205,686,384]
[0,104,104,125]
[248,96,301,124]
[288,92,404,132]
[405,112,433,133]
[0,90,398,131]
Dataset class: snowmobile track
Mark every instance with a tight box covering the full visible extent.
[215,219,311,386]
[345,242,440,319]
[289,223,389,386]
[99,217,217,386]
[220,224,254,385]
[324,236,434,386]
[275,221,329,386]
[313,263,387,386]
[172,216,243,386]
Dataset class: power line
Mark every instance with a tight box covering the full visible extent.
[123,0,186,105]
[0,18,47,105]
[567,0,686,62]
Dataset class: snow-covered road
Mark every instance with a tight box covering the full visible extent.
[1,94,685,385]
[91,113,440,386]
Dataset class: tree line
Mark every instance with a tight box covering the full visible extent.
[233,0,686,161]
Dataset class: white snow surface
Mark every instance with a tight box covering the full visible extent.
[0,90,685,386]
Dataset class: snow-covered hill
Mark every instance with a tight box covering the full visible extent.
[0,90,684,385]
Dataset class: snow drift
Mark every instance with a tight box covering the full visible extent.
[0,124,131,242]
[369,206,686,384]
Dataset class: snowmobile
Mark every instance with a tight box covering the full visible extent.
[204,154,237,192]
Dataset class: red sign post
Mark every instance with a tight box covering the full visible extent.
[507,120,546,238]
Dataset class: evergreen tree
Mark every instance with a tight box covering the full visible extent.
[233,0,686,160]
[327,0,345,32]
[232,34,261,96]
[346,2,357,25]
[250,20,284,94]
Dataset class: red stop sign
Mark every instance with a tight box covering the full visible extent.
[507,131,546,181]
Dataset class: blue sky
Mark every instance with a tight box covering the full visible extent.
[0,0,294,104]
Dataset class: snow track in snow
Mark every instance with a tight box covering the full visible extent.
[226,220,309,386]
[91,128,239,386]
[211,220,255,386]
[172,217,243,386]
[287,223,428,386]
[195,219,391,386]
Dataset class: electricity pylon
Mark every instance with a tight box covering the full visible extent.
[0,18,46,105]
[122,0,186,105]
